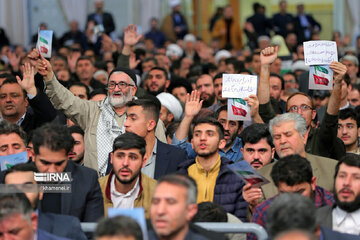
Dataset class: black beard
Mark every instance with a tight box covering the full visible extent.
[147,85,166,96]
[114,168,141,185]
[74,155,84,164]
[334,191,360,213]
[202,94,216,108]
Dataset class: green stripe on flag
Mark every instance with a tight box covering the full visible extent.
[40,37,48,44]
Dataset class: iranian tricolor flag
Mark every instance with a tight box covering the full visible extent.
[36,30,53,58]
[313,66,330,86]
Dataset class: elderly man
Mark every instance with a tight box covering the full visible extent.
[258,113,338,200]
[31,49,166,177]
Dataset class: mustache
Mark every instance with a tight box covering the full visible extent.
[250,159,263,165]
[339,188,354,194]
[118,167,132,174]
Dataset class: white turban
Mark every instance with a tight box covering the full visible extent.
[156,93,183,121]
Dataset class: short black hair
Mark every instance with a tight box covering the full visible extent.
[339,108,359,127]
[240,123,274,148]
[192,202,228,222]
[270,73,284,90]
[149,66,168,80]
[271,154,313,187]
[112,132,146,157]
[88,88,107,100]
[335,153,360,179]
[215,105,244,130]
[192,117,224,140]
[94,216,143,240]
[225,58,244,73]
[126,98,160,126]
[68,81,90,99]
[32,123,74,155]
[0,121,27,146]
[213,72,225,82]
[68,125,84,137]
[4,163,38,181]
[1,77,27,99]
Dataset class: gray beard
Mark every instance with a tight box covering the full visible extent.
[109,89,133,108]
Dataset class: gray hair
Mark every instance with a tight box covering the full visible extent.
[0,191,33,223]
[0,121,27,146]
[269,113,307,138]
[266,193,317,238]
[157,173,198,205]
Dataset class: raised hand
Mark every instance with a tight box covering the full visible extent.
[123,24,142,47]
[129,52,140,69]
[260,46,278,66]
[67,51,81,73]
[184,90,203,118]
[27,49,41,69]
[16,62,37,95]
[244,94,259,118]
[330,61,347,85]
[101,33,117,52]
[242,183,262,213]
[37,54,54,81]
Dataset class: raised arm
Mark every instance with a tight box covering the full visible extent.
[175,90,203,141]
[258,46,278,104]
[244,94,264,123]
[327,61,347,115]
[117,24,142,68]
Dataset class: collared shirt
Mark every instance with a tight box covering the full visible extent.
[248,185,334,240]
[188,154,221,203]
[110,174,140,209]
[333,207,360,235]
[16,113,26,126]
[172,134,243,162]
[141,139,157,179]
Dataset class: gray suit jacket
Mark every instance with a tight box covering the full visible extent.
[258,153,337,200]
[316,205,333,229]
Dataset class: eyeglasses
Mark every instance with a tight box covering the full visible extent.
[288,104,313,113]
[108,81,134,90]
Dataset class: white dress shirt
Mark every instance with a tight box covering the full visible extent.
[110,174,140,209]
[332,206,360,235]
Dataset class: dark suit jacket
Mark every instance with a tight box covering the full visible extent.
[154,140,187,179]
[321,226,360,240]
[20,88,58,135]
[37,229,70,240]
[105,139,187,179]
[316,205,333,229]
[40,160,104,222]
[38,212,87,240]
[87,12,115,35]
[294,14,321,43]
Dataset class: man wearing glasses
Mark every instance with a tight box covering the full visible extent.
[258,46,348,160]
[30,51,166,177]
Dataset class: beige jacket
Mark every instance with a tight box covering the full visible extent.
[44,75,166,173]
[99,172,157,218]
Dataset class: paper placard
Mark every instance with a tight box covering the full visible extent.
[0,151,28,171]
[227,161,270,188]
[228,98,251,121]
[108,208,148,240]
[36,30,53,58]
[308,65,334,90]
[304,41,338,66]
[222,74,258,98]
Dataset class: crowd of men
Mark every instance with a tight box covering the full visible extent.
[0,0,360,239]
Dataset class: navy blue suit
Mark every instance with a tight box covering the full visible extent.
[40,160,104,222]
[37,229,70,240]
[38,212,87,240]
